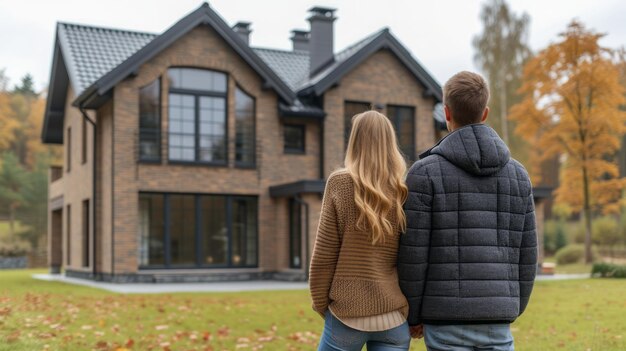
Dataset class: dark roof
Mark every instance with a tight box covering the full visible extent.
[42,2,443,142]
[58,23,157,95]
[269,179,326,197]
[253,48,309,91]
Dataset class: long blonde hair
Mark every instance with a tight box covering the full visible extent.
[344,110,408,244]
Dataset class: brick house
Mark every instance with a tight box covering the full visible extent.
[42,3,544,282]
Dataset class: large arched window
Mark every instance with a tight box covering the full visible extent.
[167,68,228,164]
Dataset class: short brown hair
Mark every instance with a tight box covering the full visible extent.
[443,71,490,126]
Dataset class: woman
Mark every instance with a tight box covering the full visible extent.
[309,110,411,350]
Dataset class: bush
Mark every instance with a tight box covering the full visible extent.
[592,216,620,247]
[592,262,626,278]
[0,240,30,257]
[544,220,568,255]
[555,244,584,265]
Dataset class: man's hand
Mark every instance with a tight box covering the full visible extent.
[409,324,424,339]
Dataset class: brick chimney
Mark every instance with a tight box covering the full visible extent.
[232,22,251,45]
[307,7,336,75]
[291,30,310,52]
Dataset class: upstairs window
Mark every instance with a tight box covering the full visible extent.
[139,78,161,161]
[284,124,305,154]
[387,105,416,162]
[167,68,228,164]
[235,87,255,166]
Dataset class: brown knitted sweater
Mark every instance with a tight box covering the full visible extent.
[309,170,409,319]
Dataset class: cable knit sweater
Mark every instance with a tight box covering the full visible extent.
[309,170,409,319]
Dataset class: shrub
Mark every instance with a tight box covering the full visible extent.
[0,240,30,257]
[555,244,584,265]
[592,216,620,247]
[592,262,626,278]
[544,220,568,255]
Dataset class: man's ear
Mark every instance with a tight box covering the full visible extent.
[481,107,489,122]
[444,104,452,122]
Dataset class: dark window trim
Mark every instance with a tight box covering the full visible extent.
[167,72,230,165]
[66,127,71,172]
[289,198,302,269]
[81,117,87,164]
[283,123,306,154]
[82,199,90,268]
[386,104,416,162]
[139,77,162,163]
[138,191,259,270]
[234,84,256,168]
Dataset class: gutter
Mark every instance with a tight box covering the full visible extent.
[78,105,97,279]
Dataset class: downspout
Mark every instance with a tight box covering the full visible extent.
[79,105,97,279]
[293,195,310,281]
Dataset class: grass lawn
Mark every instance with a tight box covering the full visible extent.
[1,270,625,351]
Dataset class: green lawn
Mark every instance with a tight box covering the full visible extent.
[0,270,625,351]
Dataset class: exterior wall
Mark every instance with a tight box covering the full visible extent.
[322,49,437,176]
[61,87,95,273]
[95,101,114,274]
[110,26,320,276]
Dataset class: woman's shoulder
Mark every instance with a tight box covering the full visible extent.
[327,169,353,187]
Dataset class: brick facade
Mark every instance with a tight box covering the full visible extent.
[49,25,443,282]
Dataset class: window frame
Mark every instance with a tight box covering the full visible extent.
[283,124,306,154]
[386,104,416,162]
[167,67,229,166]
[288,199,302,269]
[139,77,162,163]
[138,192,259,270]
[234,85,256,168]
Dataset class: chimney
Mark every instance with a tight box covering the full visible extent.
[232,22,252,45]
[307,6,336,75]
[291,30,310,52]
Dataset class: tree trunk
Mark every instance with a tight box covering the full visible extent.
[500,70,509,145]
[582,165,593,264]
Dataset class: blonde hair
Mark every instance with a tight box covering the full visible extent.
[344,110,408,244]
[443,71,490,125]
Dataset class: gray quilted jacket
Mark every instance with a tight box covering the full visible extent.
[398,123,537,325]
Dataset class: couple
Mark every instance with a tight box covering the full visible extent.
[309,71,538,351]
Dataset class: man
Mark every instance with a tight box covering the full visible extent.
[398,71,537,350]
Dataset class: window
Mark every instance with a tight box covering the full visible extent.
[344,101,371,148]
[167,68,227,164]
[138,194,165,266]
[235,87,255,166]
[284,124,305,153]
[387,105,416,161]
[66,204,71,266]
[289,199,302,268]
[82,118,87,164]
[139,78,161,161]
[82,199,89,267]
[66,127,71,172]
[138,193,258,268]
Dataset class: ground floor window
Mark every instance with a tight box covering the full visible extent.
[138,193,258,268]
[289,199,302,268]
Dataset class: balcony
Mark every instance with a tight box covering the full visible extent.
[48,165,63,200]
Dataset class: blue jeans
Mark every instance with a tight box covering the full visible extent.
[423,324,514,351]
[318,310,411,351]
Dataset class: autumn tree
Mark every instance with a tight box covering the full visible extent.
[510,21,626,263]
[0,152,29,237]
[473,0,532,163]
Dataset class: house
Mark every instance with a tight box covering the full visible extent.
[43,3,544,282]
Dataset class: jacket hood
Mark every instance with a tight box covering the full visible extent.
[422,124,510,176]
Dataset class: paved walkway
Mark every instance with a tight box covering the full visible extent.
[32,273,308,294]
[33,272,590,294]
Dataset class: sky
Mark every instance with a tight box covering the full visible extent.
[0,0,625,91]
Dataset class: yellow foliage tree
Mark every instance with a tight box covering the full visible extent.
[0,91,19,152]
[509,20,626,263]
